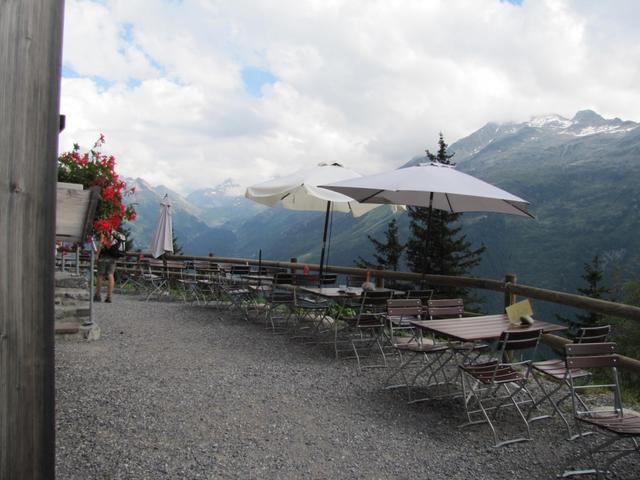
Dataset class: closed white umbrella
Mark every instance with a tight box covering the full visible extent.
[150,195,174,258]
[245,162,381,277]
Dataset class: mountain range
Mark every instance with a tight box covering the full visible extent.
[123,109,640,305]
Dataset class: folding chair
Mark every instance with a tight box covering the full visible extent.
[141,259,169,301]
[531,325,611,439]
[292,275,332,341]
[560,343,640,478]
[192,260,221,305]
[405,289,434,317]
[350,290,394,371]
[218,266,255,321]
[459,328,543,447]
[263,273,296,332]
[383,299,451,400]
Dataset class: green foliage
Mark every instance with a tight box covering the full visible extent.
[558,255,611,334]
[172,231,184,255]
[355,218,404,271]
[406,134,486,298]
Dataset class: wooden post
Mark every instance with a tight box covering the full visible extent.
[290,257,297,274]
[0,1,64,479]
[504,273,517,309]
[376,265,385,288]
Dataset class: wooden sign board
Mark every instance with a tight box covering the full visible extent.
[56,183,99,242]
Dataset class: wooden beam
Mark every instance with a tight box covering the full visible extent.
[0,1,65,478]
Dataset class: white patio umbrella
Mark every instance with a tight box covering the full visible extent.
[320,161,534,274]
[245,162,381,277]
[150,195,174,258]
[320,162,533,217]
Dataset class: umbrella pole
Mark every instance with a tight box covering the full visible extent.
[318,201,331,285]
[421,192,434,284]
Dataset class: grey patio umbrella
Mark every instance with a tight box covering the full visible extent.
[320,161,534,274]
[150,195,174,258]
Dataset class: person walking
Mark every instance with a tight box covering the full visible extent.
[95,230,125,303]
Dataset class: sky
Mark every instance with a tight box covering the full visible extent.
[59,0,640,195]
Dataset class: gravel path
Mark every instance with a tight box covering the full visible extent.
[56,295,638,479]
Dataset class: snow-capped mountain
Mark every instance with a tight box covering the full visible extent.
[451,110,639,164]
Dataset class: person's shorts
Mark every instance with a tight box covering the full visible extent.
[97,257,117,276]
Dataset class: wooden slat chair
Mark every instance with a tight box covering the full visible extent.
[291,275,333,341]
[141,258,169,302]
[263,273,296,332]
[560,342,640,478]
[531,325,612,439]
[191,260,221,305]
[346,275,366,288]
[427,298,464,318]
[459,329,544,447]
[218,265,255,321]
[405,289,434,317]
[383,299,451,399]
[350,290,394,371]
[115,255,145,293]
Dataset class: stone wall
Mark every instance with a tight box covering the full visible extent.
[55,271,100,340]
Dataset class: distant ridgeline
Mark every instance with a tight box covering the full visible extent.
[123,110,640,306]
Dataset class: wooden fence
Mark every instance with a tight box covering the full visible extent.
[155,253,640,373]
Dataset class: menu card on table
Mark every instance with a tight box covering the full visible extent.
[506,299,534,326]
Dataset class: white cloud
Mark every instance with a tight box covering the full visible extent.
[59,0,640,194]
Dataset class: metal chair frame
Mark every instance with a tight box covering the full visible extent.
[382,299,453,400]
[459,328,544,447]
[531,325,611,440]
[560,342,640,478]
[350,290,394,371]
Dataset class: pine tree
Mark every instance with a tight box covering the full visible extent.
[355,218,404,271]
[406,133,485,297]
[560,255,610,335]
[172,231,183,255]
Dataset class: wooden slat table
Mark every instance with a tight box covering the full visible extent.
[410,314,566,342]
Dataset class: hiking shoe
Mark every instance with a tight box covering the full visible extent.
[93,294,101,302]
[105,297,112,303]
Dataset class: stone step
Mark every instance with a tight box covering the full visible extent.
[55,304,90,321]
[55,272,88,289]
[55,288,90,304]
[55,322,80,334]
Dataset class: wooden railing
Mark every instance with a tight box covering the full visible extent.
[141,252,640,373]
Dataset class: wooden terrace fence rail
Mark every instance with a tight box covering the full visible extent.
[138,252,640,373]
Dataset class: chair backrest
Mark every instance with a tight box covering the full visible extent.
[387,298,422,318]
[564,342,622,417]
[405,290,434,304]
[347,275,366,287]
[230,264,251,275]
[320,274,338,286]
[273,272,295,285]
[574,325,611,344]
[427,298,464,319]
[565,342,618,369]
[359,290,394,312]
[496,329,542,361]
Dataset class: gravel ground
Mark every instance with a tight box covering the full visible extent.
[56,295,639,479]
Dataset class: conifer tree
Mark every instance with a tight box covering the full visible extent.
[355,218,404,271]
[172,231,183,255]
[559,255,610,334]
[405,133,485,297]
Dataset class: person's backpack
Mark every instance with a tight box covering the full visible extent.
[107,232,126,258]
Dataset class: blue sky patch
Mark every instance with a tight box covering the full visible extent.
[120,22,134,43]
[62,65,114,90]
[241,66,278,97]
[502,0,523,5]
